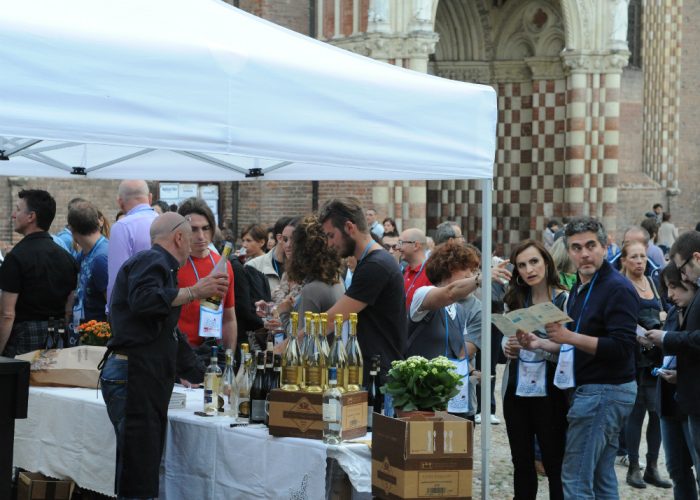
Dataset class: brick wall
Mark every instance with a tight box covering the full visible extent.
[0,177,122,246]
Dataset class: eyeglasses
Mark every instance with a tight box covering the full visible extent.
[679,254,694,276]
[169,219,188,233]
[383,243,398,251]
[398,240,416,247]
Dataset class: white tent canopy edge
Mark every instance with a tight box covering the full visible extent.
[0,0,496,181]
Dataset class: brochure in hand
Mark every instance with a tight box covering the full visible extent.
[491,302,572,337]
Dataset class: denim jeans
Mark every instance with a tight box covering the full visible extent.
[661,416,700,499]
[562,382,637,500]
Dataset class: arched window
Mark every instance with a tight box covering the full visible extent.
[627,0,642,68]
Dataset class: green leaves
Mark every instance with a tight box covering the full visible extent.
[380,355,465,411]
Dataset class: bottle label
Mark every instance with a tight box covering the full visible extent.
[204,389,214,405]
[335,368,345,388]
[238,398,250,418]
[347,366,360,385]
[283,366,299,385]
[251,399,266,421]
[306,366,321,386]
[323,400,341,422]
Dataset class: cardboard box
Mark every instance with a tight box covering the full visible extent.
[268,388,367,440]
[371,412,473,500]
[16,472,74,500]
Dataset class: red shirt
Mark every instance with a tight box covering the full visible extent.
[403,260,431,310]
[177,253,235,346]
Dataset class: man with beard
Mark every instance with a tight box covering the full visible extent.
[320,197,406,381]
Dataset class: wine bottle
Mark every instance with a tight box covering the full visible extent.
[323,367,343,445]
[315,314,329,390]
[319,313,331,358]
[237,346,252,419]
[271,354,282,392]
[367,355,383,430]
[220,349,238,418]
[345,313,363,392]
[200,241,233,310]
[328,313,348,393]
[250,351,267,424]
[303,314,324,393]
[263,350,274,394]
[373,354,384,416]
[203,346,222,415]
[281,311,302,391]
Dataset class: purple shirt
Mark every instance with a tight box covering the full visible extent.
[107,204,158,307]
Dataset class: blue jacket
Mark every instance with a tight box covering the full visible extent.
[569,260,640,386]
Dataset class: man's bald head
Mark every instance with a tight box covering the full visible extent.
[399,228,427,266]
[151,212,185,243]
[117,180,151,212]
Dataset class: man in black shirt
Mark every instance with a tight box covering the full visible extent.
[100,212,228,499]
[0,189,78,356]
[320,198,406,380]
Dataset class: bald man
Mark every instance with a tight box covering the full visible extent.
[100,212,229,499]
[107,180,159,306]
[399,228,432,310]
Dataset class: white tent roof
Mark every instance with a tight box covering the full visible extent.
[0,0,496,181]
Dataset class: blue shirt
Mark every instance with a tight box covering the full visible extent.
[77,236,109,322]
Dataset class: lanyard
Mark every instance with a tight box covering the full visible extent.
[188,253,216,281]
[359,241,374,263]
[406,260,427,296]
[443,307,464,358]
[568,273,599,333]
[272,257,281,276]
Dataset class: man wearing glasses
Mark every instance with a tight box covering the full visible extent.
[647,230,700,464]
[381,233,401,264]
[399,228,431,310]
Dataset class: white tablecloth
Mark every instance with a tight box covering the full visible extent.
[14,386,371,499]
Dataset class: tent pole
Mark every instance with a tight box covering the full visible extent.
[479,178,492,500]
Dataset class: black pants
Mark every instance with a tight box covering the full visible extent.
[503,386,568,500]
[626,382,662,463]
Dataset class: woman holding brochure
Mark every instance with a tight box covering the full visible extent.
[619,241,671,489]
[500,240,569,500]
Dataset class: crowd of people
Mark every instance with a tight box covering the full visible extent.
[2,183,700,500]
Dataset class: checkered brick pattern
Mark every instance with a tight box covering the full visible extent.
[642,0,682,189]
[565,71,620,232]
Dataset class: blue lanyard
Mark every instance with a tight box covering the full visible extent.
[359,241,374,263]
[188,253,216,281]
[568,273,599,333]
[406,260,427,295]
[662,356,677,370]
[443,307,464,358]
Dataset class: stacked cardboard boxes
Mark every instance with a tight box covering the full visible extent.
[372,412,473,499]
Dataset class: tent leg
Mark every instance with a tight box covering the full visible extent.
[479,178,492,500]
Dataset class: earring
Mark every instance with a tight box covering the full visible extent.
[516,275,525,286]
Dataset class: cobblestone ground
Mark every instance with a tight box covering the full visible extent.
[471,365,672,500]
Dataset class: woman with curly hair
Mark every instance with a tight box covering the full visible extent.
[275,215,345,327]
[406,241,483,420]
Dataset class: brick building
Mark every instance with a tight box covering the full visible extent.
[1,0,695,254]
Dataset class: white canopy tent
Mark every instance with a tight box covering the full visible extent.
[0,0,497,496]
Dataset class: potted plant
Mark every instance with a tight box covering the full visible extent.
[78,320,112,346]
[381,355,463,417]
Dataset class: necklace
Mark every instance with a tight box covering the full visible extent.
[632,278,648,292]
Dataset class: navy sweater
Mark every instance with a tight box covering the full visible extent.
[569,260,639,385]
